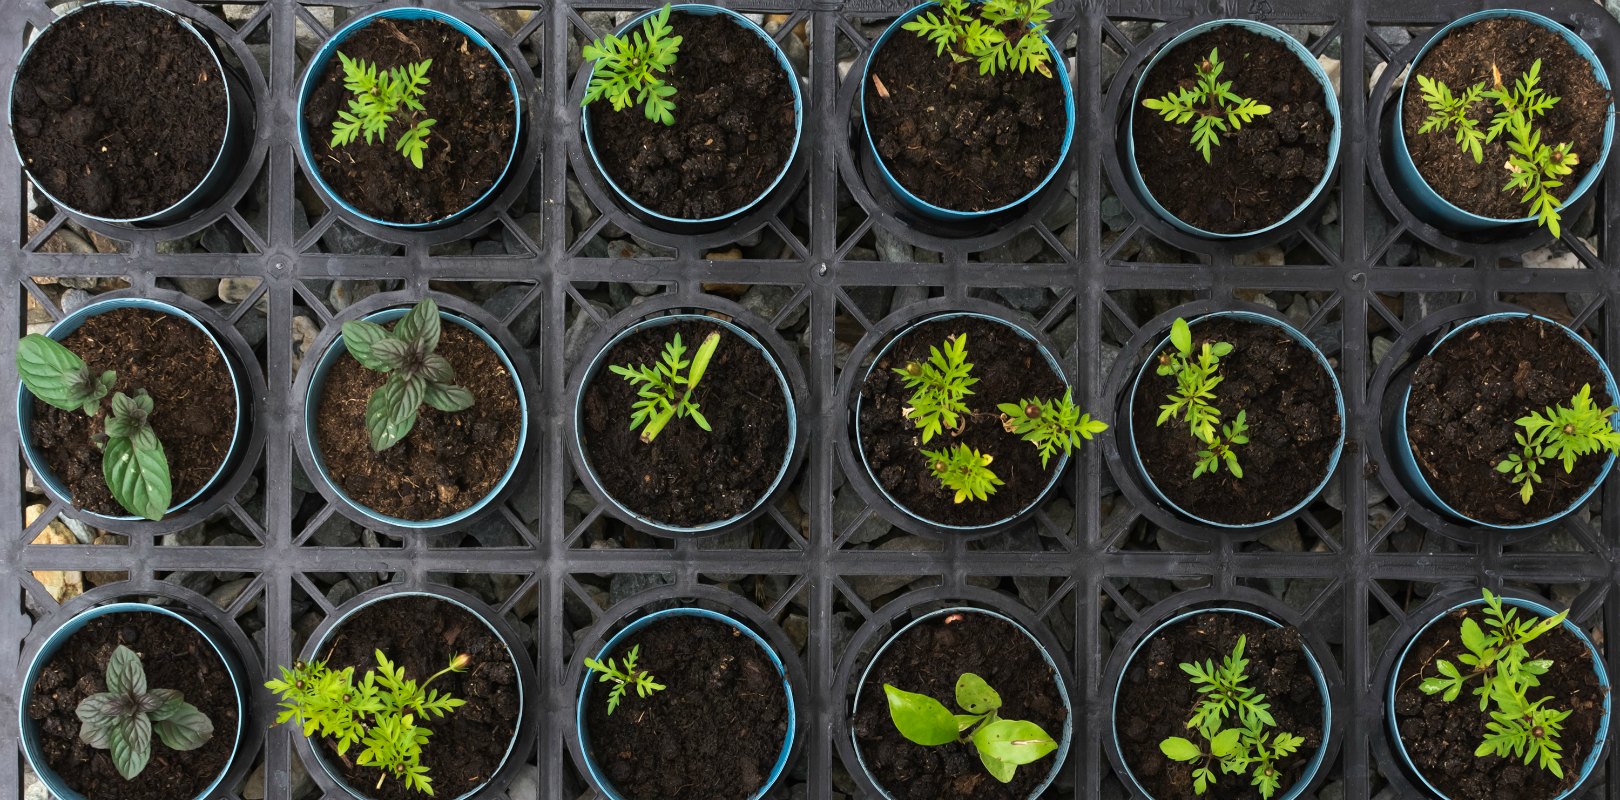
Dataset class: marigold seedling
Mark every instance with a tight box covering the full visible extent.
[330,52,436,169]
[342,299,475,453]
[998,389,1108,468]
[1195,409,1248,479]
[584,643,666,716]
[1417,589,1572,778]
[894,333,977,444]
[1142,48,1272,163]
[610,330,720,444]
[901,0,1055,77]
[582,4,683,125]
[267,651,471,795]
[883,673,1058,783]
[921,443,1003,503]
[16,334,172,520]
[76,644,214,781]
[1497,383,1620,504]
[1154,318,1246,479]
[1158,635,1304,798]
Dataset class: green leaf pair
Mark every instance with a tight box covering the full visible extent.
[883,673,1058,783]
[342,299,476,452]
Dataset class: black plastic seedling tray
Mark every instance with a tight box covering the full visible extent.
[6,0,1620,798]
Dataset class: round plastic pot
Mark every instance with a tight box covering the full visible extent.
[1125,19,1342,239]
[1387,594,1611,800]
[19,602,250,800]
[296,7,523,230]
[1111,607,1332,800]
[858,1,1076,222]
[302,305,529,530]
[1386,9,1614,234]
[1392,312,1618,529]
[1124,310,1346,528]
[849,606,1073,800]
[574,607,797,800]
[301,586,528,800]
[580,4,804,229]
[8,0,250,227]
[570,312,797,535]
[853,311,1069,532]
[17,297,248,522]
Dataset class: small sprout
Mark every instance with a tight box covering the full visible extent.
[1158,636,1302,798]
[893,333,977,444]
[1417,589,1572,779]
[1154,318,1245,478]
[610,330,721,444]
[901,0,1055,77]
[16,334,171,520]
[584,644,666,716]
[330,52,436,169]
[997,388,1109,468]
[1496,384,1620,504]
[342,299,475,453]
[267,651,470,795]
[1194,409,1249,479]
[883,673,1058,783]
[921,443,1003,503]
[76,645,214,781]
[582,4,683,125]
[1142,48,1272,163]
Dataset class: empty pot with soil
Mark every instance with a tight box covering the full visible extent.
[1393,312,1619,528]
[1124,311,1344,528]
[571,311,799,534]
[849,606,1072,799]
[20,601,250,800]
[856,311,1102,532]
[8,0,250,225]
[17,296,248,523]
[1110,607,1332,800]
[1387,10,1614,236]
[1126,20,1340,238]
[269,588,526,800]
[579,4,803,228]
[573,607,797,800]
[297,8,522,228]
[1387,590,1611,800]
[301,298,528,530]
[859,0,1076,220]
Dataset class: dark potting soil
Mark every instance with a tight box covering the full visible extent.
[1132,27,1332,234]
[584,615,790,800]
[586,13,796,220]
[1392,604,1606,800]
[316,320,522,521]
[852,611,1068,800]
[31,309,237,516]
[863,23,1066,211]
[1130,318,1341,525]
[12,4,227,220]
[581,318,790,528]
[315,596,520,800]
[858,317,1066,527]
[25,611,239,800]
[1405,316,1611,526]
[303,18,517,224]
[1116,613,1324,800]
[1402,18,1610,221]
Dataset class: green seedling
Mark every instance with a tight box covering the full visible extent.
[921,443,1004,503]
[1142,48,1272,162]
[1497,384,1620,504]
[610,330,721,444]
[998,389,1109,469]
[883,673,1058,783]
[894,333,977,444]
[1154,318,1245,478]
[1195,410,1249,480]
[901,0,1056,77]
[1158,636,1304,798]
[341,299,475,452]
[584,644,666,715]
[330,53,436,168]
[76,645,213,780]
[582,4,683,125]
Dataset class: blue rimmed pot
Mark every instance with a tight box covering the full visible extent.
[859,2,1076,221]
[18,297,248,523]
[574,607,798,800]
[580,4,804,231]
[1386,10,1614,234]
[1125,19,1342,239]
[1111,607,1333,800]
[296,7,523,229]
[302,304,529,531]
[1393,312,1618,529]
[854,311,1070,533]
[8,0,250,227]
[20,602,250,800]
[1387,594,1611,800]
[849,606,1074,799]
[297,588,528,800]
[570,312,798,536]
[1124,310,1346,528]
